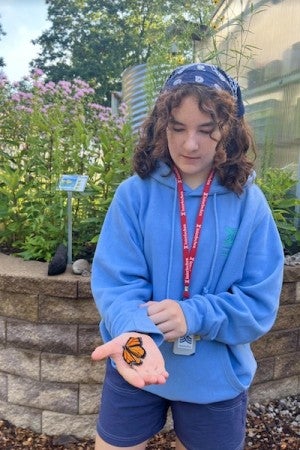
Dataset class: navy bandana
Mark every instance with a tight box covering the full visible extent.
[163,63,245,117]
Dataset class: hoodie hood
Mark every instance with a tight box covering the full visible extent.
[150,161,255,195]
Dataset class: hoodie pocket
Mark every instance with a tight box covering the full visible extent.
[222,343,256,391]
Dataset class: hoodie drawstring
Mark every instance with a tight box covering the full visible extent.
[166,179,178,298]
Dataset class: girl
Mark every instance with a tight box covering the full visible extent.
[91,63,284,450]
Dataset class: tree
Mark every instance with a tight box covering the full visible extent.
[31,0,215,103]
[0,17,6,68]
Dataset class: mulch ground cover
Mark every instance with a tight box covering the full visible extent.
[0,395,299,449]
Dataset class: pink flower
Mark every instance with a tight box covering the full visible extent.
[73,90,85,99]
[16,105,33,113]
[0,73,8,88]
[31,68,44,78]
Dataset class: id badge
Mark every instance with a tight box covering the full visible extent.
[173,334,196,355]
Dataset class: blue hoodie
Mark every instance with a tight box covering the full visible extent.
[91,162,284,404]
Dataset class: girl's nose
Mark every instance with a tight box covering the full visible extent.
[183,132,198,152]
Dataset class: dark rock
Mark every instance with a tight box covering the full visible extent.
[52,434,80,445]
[47,244,68,276]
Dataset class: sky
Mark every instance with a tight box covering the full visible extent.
[0,0,49,82]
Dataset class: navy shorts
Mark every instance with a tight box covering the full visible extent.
[97,361,248,450]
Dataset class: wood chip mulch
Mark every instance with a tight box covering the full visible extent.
[1,395,299,449]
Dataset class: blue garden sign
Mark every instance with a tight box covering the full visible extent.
[58,175,89,264]
[58,174,88,192]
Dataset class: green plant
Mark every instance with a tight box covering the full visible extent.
[0,71,135,261]
[197,1,267,82]
[145,50,188,111]
[256,168,300,254]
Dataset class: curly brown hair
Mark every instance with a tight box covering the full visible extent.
[133,84,256,194]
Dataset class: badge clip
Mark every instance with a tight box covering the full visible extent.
[173,334,196,355]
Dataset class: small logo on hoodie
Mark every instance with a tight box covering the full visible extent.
[222,226,237,255]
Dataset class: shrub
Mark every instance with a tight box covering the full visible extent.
[256,168,300,254]
[0,70,135,261]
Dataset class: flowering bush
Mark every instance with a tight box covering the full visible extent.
[0,70,135,261]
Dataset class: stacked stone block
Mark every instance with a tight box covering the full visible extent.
[0,253,103,438]
[250,266,300,402]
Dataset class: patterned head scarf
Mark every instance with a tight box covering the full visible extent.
[162,63,245,117]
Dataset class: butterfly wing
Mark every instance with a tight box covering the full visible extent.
[122,337,146,366]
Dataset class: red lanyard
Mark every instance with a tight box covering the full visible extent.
[174,167,214,299]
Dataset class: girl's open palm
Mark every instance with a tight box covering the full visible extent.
[91,332,169,389]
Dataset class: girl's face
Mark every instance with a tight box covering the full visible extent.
[166,95,221,188]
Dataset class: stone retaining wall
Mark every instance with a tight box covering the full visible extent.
[0,253,102,439]
[0,253,299,438]
[250,265,300,402]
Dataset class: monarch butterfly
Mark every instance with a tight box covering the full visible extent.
[122,336,146,366]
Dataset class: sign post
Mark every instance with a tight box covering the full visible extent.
[58,175,88,264]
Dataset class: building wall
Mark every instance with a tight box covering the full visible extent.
[195,0,300,177]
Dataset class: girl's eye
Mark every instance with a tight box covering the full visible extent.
[169,125,216,134]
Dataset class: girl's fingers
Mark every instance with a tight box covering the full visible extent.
[91,341,113,361]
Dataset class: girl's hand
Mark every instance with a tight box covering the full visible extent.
[145,299,187,341]
[91,332,169,389]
